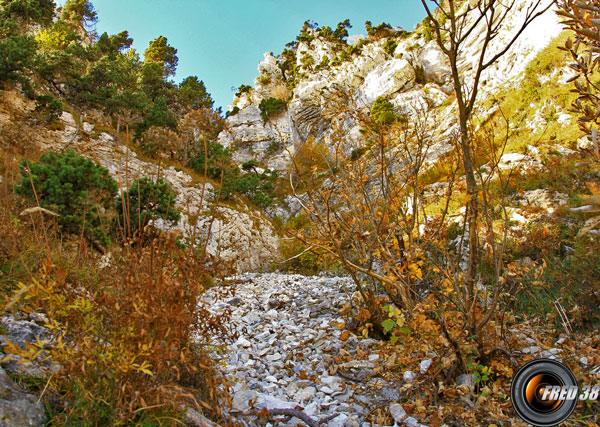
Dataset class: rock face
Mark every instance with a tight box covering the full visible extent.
[33,112,281,273]
[0,367,46,427]
[218,0,563,175]
[0,315,51,427]
[0,315,57,380]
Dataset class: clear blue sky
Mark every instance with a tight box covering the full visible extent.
[59,1,426,110]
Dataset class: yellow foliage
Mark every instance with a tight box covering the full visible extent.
[4,237,231,425]
[293,137,331,178]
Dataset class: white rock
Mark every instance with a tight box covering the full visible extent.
[328,413,349,427]
[389,403,407,423]
[83,122,94,133]
[403,371,415,382]
[255,393,295,410]
[266,353,282,362]
[232,389,258,411]
[237,337,252,348]
[363,58,415,102]
[264,383,277,393]
[321,375,344,391]
[404,417,419,427]
[521,346,540,354]
[294,386,316,402]
[420,359,432,374]
[304,402,318,416]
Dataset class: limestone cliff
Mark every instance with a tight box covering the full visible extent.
[217,0,564,174]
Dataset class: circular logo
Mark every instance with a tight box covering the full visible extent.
[511,359,578,427]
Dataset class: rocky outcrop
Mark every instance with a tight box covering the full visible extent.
[219,0,563,176]
[0,315,52,427]
[0,367,46,427]
[25,112,281,273]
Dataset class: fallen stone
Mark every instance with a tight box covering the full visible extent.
[232,388,258,411]
[0,367,46,427]
[389,403,407,423]
[420,359,432,374]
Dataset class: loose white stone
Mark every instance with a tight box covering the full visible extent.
[294,386,316,402]
[236,337,252,348]
[390,403,407,423]
[328,413,349,427]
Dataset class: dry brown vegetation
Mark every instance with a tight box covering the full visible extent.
[0,151,236,425]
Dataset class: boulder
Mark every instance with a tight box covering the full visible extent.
[362,58,415,102]
[0,367,46,427]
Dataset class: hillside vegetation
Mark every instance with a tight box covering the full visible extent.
[0,0,600,426]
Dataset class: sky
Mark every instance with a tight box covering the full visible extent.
[58,1,427,110]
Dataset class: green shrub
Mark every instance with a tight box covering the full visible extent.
[187,139,279,208]
[235,84,252,97]
[15,150,118,242]
[0,18,37,84]
[227,106,240,117]
[315,55,330,71]
[259,97,287,122]
[350,146,368,161]
[414,64,427,84]
[33,94,62,124]
[258,74,271,85]
[267,139,282,153]
[371,96,400,126]
[300,53,314,70]
[222,168,278,209]
[241,159,259,171]
[188,139,233,180]
[116,177,180,235]
[383,39,397,56]
[365,21,394,38]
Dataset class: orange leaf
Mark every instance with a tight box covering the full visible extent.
[340,330,351,341]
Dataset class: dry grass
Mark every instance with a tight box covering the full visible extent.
[270,83,291,102]
[0,156,235,426]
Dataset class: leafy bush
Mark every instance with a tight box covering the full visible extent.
[365,21,394,38]
[222,168,278,209]
[6,236,231,425]
[235,84,252,97]
[414,64,427,84]
[293,137,331,178]
[0,31,37,83]
[259,97,287,122]
[258,73,271,85]
[188,139,233,180]
[15,150,118,242]
[315,55,330,71]
[33,94,62,124]
[226,106,240,117]
[187,140,278,207]
[383,39,397,56]
[267,139,282,154]
[116,177,180,236]
[300,53,315,70]
[371,96,403,126]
